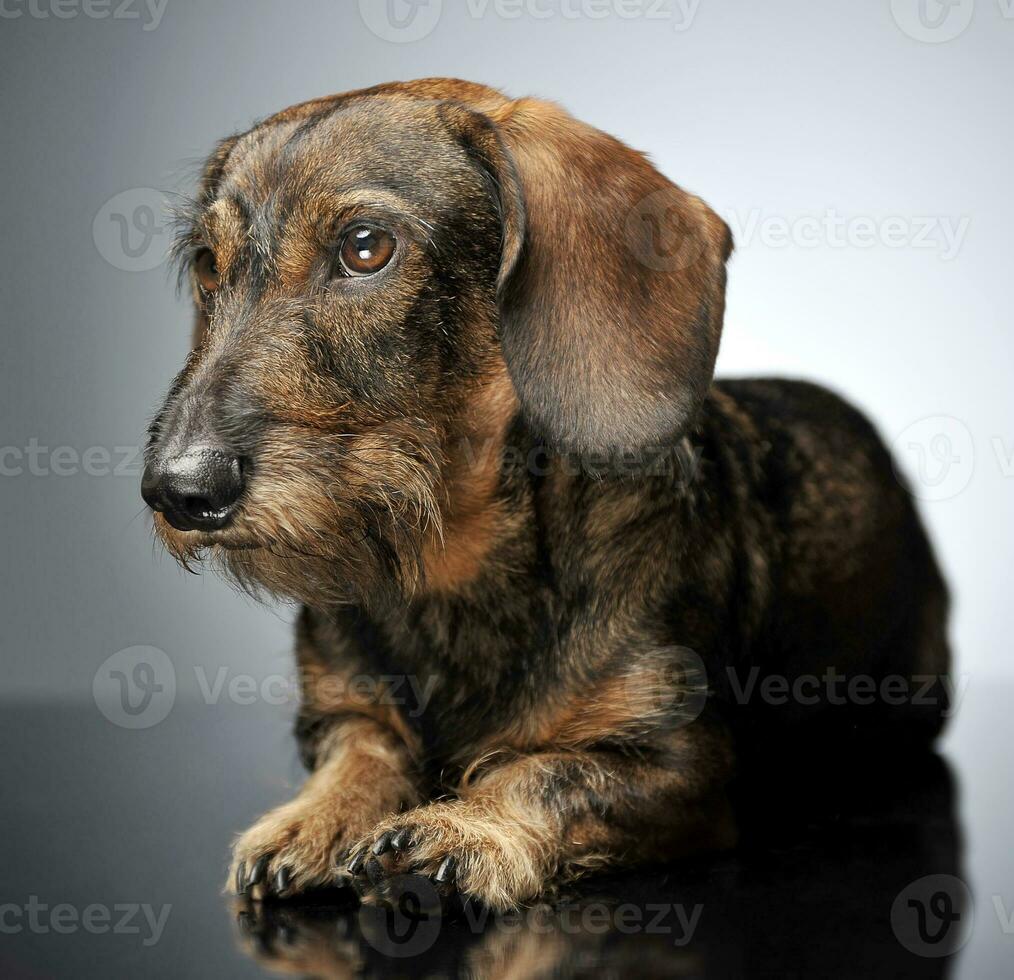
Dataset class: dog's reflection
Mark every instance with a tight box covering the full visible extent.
[234,895,702,979]
[232,751,963,979]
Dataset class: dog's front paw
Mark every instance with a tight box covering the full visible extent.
[230,796,383,900]
[345,802,555,911]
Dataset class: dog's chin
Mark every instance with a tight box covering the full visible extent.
[150,510,404,609]
[201,536,262,552]
[151,513,262,560]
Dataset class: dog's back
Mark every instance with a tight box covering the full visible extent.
[703,377,951,742]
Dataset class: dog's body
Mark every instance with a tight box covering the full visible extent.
[143,79,949,910]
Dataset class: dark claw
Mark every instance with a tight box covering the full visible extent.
[334,872,353,890]
[391,828,414,851]
[366,857,387,886]
[274,866,291,895]
[434,855,457,885]
[248,853,271,888]
[372,831,393,856]
[235,861,247,894]
[347,848,368,875]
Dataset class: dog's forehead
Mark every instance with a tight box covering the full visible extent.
[217,98,472,213]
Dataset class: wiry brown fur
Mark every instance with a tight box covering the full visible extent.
[145,79,951,912]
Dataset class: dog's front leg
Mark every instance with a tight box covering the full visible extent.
[348,718,735,911]
[230,715,419,898]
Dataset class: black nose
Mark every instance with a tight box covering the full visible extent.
[142,448,245,532]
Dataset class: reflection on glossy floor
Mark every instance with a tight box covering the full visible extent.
[2,691,1010,978]
[229,752,961,979]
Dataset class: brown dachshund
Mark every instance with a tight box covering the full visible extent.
[142,78,951,911]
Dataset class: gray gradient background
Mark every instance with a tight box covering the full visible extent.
[1,1,1011,974]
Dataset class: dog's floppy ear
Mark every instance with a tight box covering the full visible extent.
[449,97,733,454]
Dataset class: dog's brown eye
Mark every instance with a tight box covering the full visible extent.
[338,226,396,277]
[194,248,220,293]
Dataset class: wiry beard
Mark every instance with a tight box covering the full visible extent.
[153,419,444,611]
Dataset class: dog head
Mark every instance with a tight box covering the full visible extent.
[143,78,732,605]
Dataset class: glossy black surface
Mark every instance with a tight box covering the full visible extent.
[2,685,1011,978]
